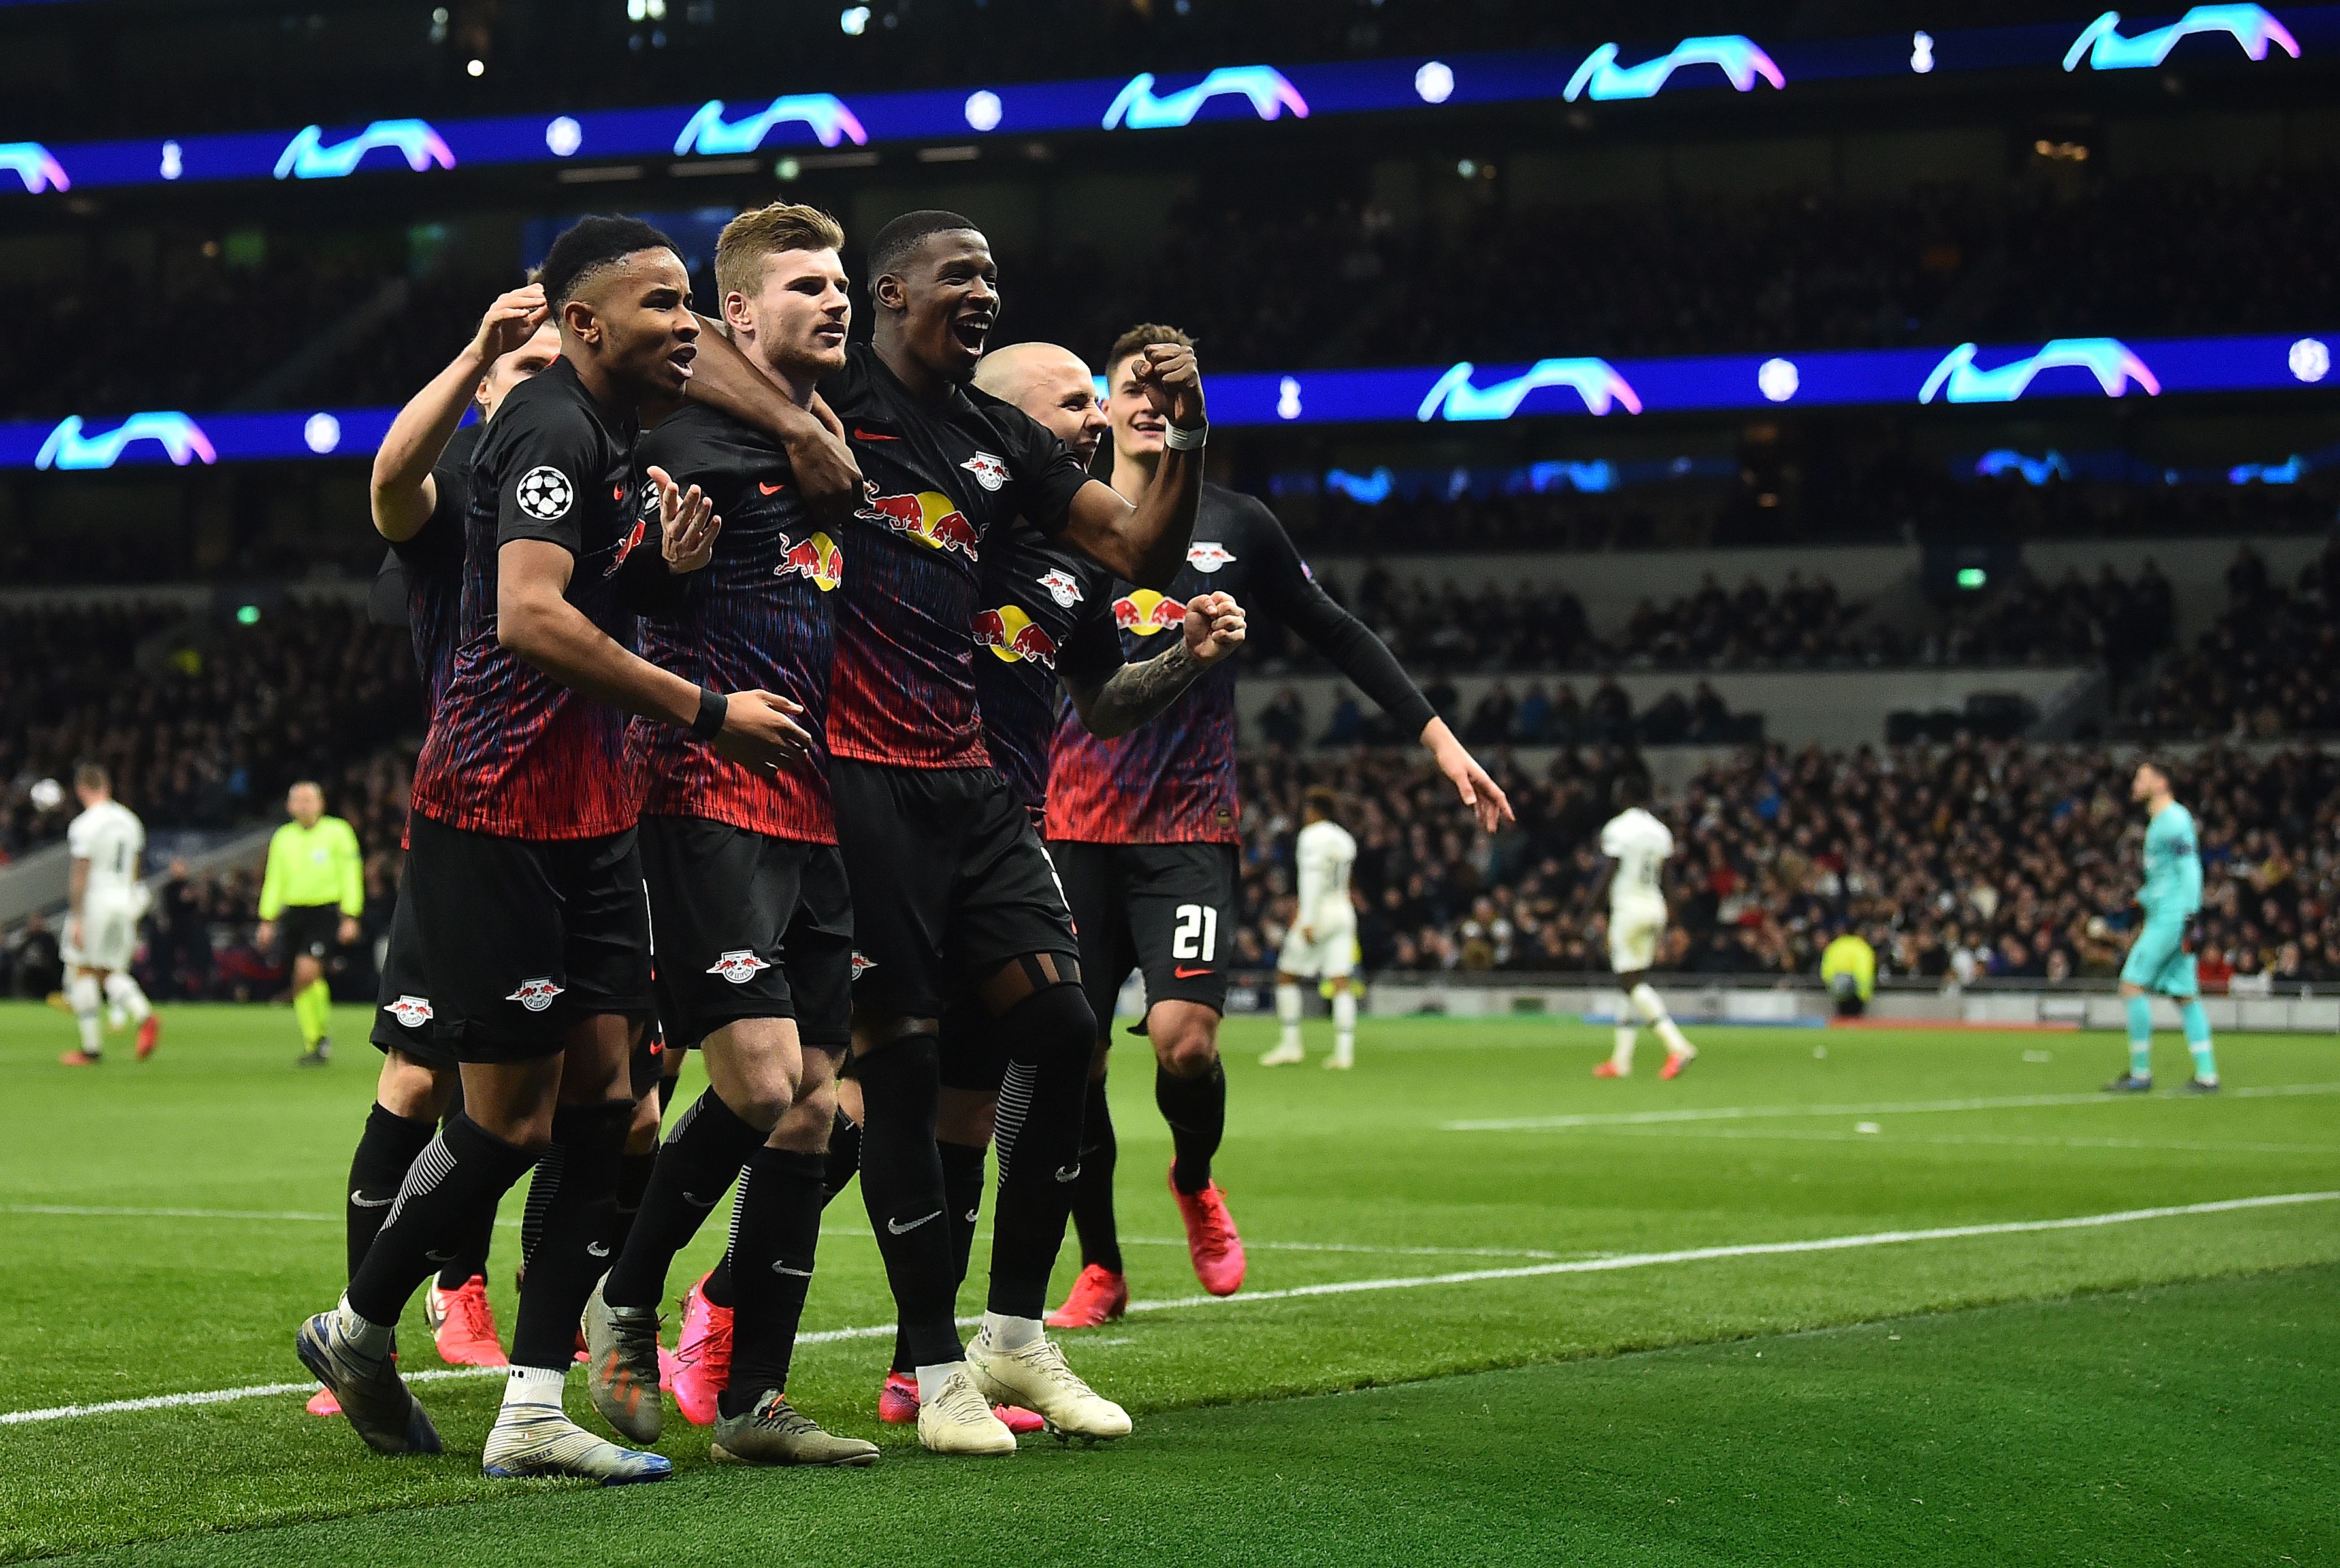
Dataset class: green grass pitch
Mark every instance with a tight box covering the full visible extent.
[1,1000,2334,1564]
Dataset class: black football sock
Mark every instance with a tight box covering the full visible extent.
[611,1145,658,1258]
[822,1107,864,1205]
[603,1088,762,1310]
[1157,1058,1227,1194]
[1070,1075,1123,1275]
[346,1103,436,1283]
[508,1100,630,1371]
[854,1033,964,1369]
[437,1107,500,1290]
[700,1253,735,1309]
[346,1111,539,1328]
[986,983,1097,1321]
[720,1147,828,1417]
[939,1139,988,1289]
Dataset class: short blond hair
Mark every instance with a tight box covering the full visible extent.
[715,203,845,305]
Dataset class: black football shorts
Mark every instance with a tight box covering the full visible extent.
[1051,840,1236,1028]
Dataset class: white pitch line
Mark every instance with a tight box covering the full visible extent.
[1580,1127,2337,1156]
[5,1189,2332,1429]
[1120,1235,1570,1261]
[1444,1081,2340,1132]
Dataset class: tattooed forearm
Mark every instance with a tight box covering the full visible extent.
[1077,644,1207,738]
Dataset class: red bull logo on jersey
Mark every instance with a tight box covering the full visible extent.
[1186,540,1236,574]
[860,485,979,560]
[706,950,772,984]
[975,603,1060,669]
[1037,568,1084,608]
[505,977,564,1013]
[960,451,1009,491]
[1113,589,1186,636]
[385,994,433,1028]
[775,530,844,591]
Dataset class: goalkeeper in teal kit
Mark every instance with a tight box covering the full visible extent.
[2106,759,2219,1094]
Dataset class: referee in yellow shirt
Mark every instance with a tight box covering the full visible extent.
[257,781,364,1067]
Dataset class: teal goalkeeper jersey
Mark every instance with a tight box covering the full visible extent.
[2139,802,2203,919]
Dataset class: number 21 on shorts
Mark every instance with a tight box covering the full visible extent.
[1171,903,1218,961]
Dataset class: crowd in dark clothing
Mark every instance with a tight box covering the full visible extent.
[2125,543,2340,740]
[1229,740,2340,985]
[1,598,419,858]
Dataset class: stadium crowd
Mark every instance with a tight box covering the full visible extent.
[2124,542,2340,740]
[1231,740,2340,985]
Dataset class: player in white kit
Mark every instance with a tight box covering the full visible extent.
[59,764,159,1066]
[1593,774,1695,1080]
[1265,787,1360,1070]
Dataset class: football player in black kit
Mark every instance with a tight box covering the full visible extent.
[1045,323,1512,1328]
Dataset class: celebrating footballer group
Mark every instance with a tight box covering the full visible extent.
[301,198,1512,1482]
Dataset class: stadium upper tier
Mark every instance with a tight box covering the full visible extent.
[8,168,2339,423]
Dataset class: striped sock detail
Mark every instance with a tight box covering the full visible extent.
[519,1143,566,1276]
[992,1061,1038,1180]
[382,1132,459,1233]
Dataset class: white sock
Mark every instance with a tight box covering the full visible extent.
[1331,989,1356,1062]
[335,1295,395,1360]
[103,971,151,1024]
[1631,982,1694,1056]
[500,1364,566,1413]
[915,1360,969,1404]
[67,975,102,1053]
[1611,1025,1638,1070]
[979,1311,1044,1352]
[1275,983,1303,1052]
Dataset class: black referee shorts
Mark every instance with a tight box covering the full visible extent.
[276,904,341,968]
[830,759,1077,1021]
[404,812,653,1062]
[1052,841,1237,1029]
[640,814,854,1055]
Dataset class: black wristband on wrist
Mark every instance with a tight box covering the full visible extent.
[691,687,728,742]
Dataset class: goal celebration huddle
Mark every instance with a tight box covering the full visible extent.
[301,201,1513,1482]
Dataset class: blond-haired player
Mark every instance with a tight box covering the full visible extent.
[58,764,157,1065]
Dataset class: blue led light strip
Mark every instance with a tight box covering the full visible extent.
[2,331,2328,470]
[2,7,2333,198]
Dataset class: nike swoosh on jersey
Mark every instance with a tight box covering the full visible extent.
[1174,965,1214,979]
[851,427,900,441]
[758,481,786,494]
[887,1210,942,1235]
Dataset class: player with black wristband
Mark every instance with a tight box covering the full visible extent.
[297,215,805,1485]
[1043,323,1514,1329]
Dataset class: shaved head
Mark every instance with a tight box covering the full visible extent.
[975,341,1107,466]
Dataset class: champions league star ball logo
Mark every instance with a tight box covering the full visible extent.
[516,466,573,521]
[706,951,772,985]
[505,978,564,1013]
[960,451,1009,491]
[1037,569,1084,608]
[385,995,434,1028]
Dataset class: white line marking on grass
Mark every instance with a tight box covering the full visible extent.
[1582,1128,2337,1156]
[1444,1082,2340,1132]
[1119,1236,1571,1261]
[7,1190,2331,1428]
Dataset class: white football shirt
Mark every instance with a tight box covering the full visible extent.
[1599,806,1673,909]
[1294,819,1357,931]
[68,800,146,900]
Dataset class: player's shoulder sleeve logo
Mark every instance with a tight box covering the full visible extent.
[961,451,1010,491]
[515,466,574,521]
[1037,568,1084,608]
[1187,540,1236,573]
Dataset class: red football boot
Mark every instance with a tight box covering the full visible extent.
[1169,1167,1246,1296]
[135,1016,161,1060]
[1659,1048,1697,1081]
[667,1274,733,1428]
[1592,1060,1626,1079]
[1046,1262,1130,1328]
[430,1276,508,1368]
